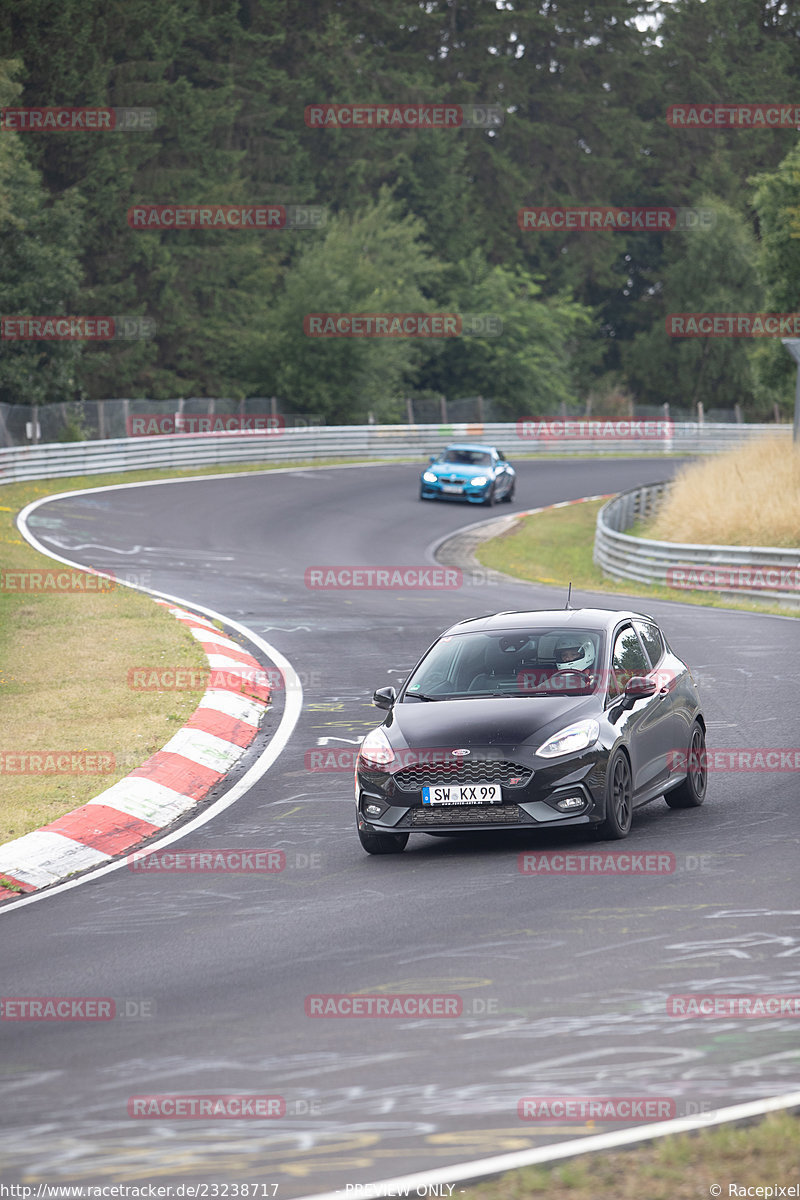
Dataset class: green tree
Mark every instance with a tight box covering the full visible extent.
[749,142,800,418]
[0,58,84,408]
[248,190,442,422]
[622,197,762,414]
[419,252,595,417]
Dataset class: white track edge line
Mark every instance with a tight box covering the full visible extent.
[2,483,304,915]
[295,1090,800,1200]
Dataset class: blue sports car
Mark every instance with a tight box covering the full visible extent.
[420,443,516,505]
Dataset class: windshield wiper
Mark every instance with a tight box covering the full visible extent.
[501,691,548,697]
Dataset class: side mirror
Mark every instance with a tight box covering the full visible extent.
[373,686,397,710]
[428,454,437,463]
[624,675,658,698]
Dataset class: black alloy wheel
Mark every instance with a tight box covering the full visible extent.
[665,721,707,808]
[598,750,633,839]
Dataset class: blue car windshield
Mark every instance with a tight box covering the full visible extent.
[404,629,605,699]
[441,450,492,467]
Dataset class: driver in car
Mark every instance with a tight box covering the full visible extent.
[554,638,596,672]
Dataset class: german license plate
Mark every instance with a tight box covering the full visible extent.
[422,784,502,806]
[441,483,463,493]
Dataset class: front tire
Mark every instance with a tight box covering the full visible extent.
[483,483,497,506]
[502,480,515,503]
[665,721,707,808]
[598,750,633,839]
[358,827,409,855]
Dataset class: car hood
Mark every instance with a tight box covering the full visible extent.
[384,695,598,753]
[426,463,492,480]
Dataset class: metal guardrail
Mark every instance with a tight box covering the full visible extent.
[0,421,791,485]
[594,483,800,607]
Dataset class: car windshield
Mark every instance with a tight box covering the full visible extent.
[440,449,493,467]
[403,629,605,700]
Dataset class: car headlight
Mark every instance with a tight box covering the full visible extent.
[358,726,396,769]
[471,476,488,487]
[422,471,438,483]
[536,719,600,758]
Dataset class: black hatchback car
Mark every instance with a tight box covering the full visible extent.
[355,608,706,854]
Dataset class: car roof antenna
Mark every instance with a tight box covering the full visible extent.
[565,582,573,610]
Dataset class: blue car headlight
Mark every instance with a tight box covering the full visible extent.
[471,476,488,487]
[422,471,438,484]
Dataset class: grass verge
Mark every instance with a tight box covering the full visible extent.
[464,1110,798,1200]
[0,477,217,845]
[474,500,799,618]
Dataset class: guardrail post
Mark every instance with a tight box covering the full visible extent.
[780,338,800,444]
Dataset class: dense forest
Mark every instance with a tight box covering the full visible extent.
[1,0,799,424]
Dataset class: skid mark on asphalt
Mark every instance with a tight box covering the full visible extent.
[663,932,800,960]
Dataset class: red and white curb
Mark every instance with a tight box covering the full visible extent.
[0,602,271,901]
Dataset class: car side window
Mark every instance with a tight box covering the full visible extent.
[634,620,664,668]
[610,625,650,695]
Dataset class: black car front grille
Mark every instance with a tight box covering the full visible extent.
[410,804,526,826]
[394,759,531,792]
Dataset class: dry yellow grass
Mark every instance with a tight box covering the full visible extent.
[645,436,800,547]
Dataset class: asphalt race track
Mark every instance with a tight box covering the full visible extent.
[2,457,799,1194]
